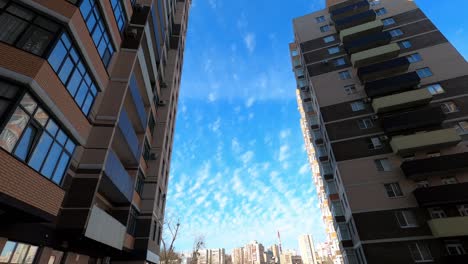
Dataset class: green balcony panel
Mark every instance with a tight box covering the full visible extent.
[390,128,462,156]
[428,216,468,238]
[340,20,383,43]
[351,43,400,68]
[372,89,432,114]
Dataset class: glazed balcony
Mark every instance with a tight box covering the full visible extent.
[382,107,445,134]
[99,150,134,205]
[428,216,468,238]
[317,145,329,161]
[84,205,126,250]
[331,202,345,222]
[365,72,421,98]
[344,31,392,54]
[336,223,353,248]
[334,10,376,31]
[390,128,461,156]
[312,130,324,145]
[351,43,400,68]
[357,57,410,83]
[321,162,334,180]
[116,109,141,165]
[330,0,370,21]
[413,182,468,207]
[372,88,432,114]
[402,153,468,179]
[340,20,383,43]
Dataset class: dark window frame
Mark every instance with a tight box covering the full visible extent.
[109,0,128,32]
[127,206,139,236]
[135,168,145,196]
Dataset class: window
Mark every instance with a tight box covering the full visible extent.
[296,68,305,78]
[406,53,422,63]
[316,15,326,23]
[389,28,403,37]
[374,158,391,172]
[135,169,145,196]
[152,221,158,241]
[291,49,298,56]
[395,210,418,228]
[344,84,357,95]
[441,101,459,114]
[375,8,387,16]
[369,0,381,6]
[350,101,365,112]
[441,176,458,185]
[358,118,373,129]
[426,84,444,95]
[298,79,307,88]
[293,58,300,67]
[79,0,115,67]
[369,137,383,150]
[384,183,403,198]
[48,33,98,116]
[157,226,162,244]
[458,204,468,216]
[0,90,76,185]
[409,242,433,262]
[0,80,22,122]
[0,2,60,56]
[127,206,139,236]
[416,67,433,78]
[455,121,468,135]
[398,40,412,49]
[0,240,38,264]
[143,139,151,162]
[446,242,466,256]
[416,180,429,188]
[382,17,396,26]
[149,112,156,136]
[429,207,446,219]
[320,25,330,32]
[334,57,346,66]
[328,46,340,54]
[323,35,335,43]
[110,0,127,32]
[339,70,351,80]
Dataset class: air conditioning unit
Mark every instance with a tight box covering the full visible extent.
[125,28,138,39]
[371,115,379,120]
[380,135,389,141]
[157,100,167,106]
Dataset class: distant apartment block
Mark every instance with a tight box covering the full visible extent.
[198,249,226,264]
[291,0,468,263]
[298,235,318,264]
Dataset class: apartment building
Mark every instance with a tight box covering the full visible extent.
[197,249,226,264]
[298,235,318,264]
[291,0,468,263]
[0,0,190,263]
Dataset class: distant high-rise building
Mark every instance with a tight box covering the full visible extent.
[298,235,318,264]
[292,0,468,263]
[233,247,245,264]
[198,249,226,264]
[280,251,302,264]
[270,244,281,264]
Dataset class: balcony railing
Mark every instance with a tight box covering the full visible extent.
[390,128,461,156]
[340,20,383,43]
[312,130,324,144]
[84,205,126,250]
[317,145,329,161]
[365,71,421,98]
[413,182,468,207]
[382,106,445,134]
[118,109,141,162]
[351,43,400,68]
[321,162,334,180]
[344,31,392,54]
[101,150,134,204]
[357,56,410,82]
[372,88,432,114]
[335,10,376,31]
[330,0,370,21]
[325,181,338,196]
[428,216,468,238]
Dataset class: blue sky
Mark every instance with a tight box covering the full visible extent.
[166,0,468,253]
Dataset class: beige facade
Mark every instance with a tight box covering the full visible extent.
[298,235,318,264]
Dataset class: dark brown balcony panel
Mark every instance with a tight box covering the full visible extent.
[365,71,421,98]
[335,215,346,222]
[441,254,468,264]
[172,23,181,36]
[328,0,362,12]
[382,106,445,134]
[358,57,410,83]
[122,26,145,50]
[344,31,391,54]
[335,10,376,31]
[330,0,370,21]
[413,182,468,207]
[130,6,150,25]
[170,35,180,50]
[402,153,468,180]
[341,240,354,248]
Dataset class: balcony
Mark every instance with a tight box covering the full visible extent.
[340,20,383,43]
[84,205,126,250]
[336,223,353,248]
[428,216,468,238]
[99,150,134,205]
[357,57,410,83]
[351,43,400,68]
[365,72,421,98]
[130,5,150,25]
[335,10,376,31]
[129,74,147,130]
[312,130,324,145]
[413,182,468,207]
[390,128,462,156]
[317,145,329,161]
[330,0,370,21]
[372,88,432,114]
[382,107,445,134]
[344,31,392,54]
[116,109,141,165]
[331,202,345,222]
[321,162,334,180]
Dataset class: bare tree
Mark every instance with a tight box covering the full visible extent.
[190,236,206,264]
[160,219,181,264]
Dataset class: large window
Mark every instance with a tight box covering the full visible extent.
[135,169,145,196]
[408,242,432,262]
[0,241,38,264]
[0,1,60,56]
[0,84,76,185]
[110,0,127,32]
[127,206,139,236]
[384,182,403,198]
[48,33,98,116]
[80,0,115,67]
[395,210,418,228]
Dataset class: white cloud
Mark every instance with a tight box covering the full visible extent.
[299,164,309,175]
[232,137,242,154]
[209,118,221,134]
[244,33,256,53]
[208,92,217,102]
[279,144,290,162]
[245,97,255,108]
[280,129,291,139]
[240,150,254,165]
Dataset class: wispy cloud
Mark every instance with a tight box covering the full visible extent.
[244,33,256,53]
